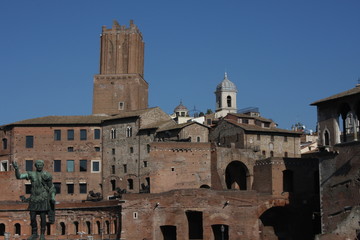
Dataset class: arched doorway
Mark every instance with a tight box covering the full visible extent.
[0,223,5,236]
[259,207,291,240]
[225,161,249,190]
[211,224,229,240]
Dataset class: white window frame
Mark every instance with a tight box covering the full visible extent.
[0,160,8,171]
[91,160,101,173]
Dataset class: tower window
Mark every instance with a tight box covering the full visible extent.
[227,96,232,107]
[126,126,132,137]
[111,128,116,139]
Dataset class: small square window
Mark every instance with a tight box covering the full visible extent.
[95,147,100,152]
[68,147,74,152]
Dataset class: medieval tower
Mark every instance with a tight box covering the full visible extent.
[92,20,148,115]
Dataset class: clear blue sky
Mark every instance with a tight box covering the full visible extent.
[1,1,360,131]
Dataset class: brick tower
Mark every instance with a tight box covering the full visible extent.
[92,20,148,115]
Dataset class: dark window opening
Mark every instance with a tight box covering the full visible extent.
[54,130,61,141]
[26,136,34,148]
[94,129,101,139]
[60,222,66,235]
[80,183,87,194]
[160,225,177,240]
[227,96,232,108]
[67,147,74,152]
[2,138,7,150]
[105,221,110,234]
[324,130,330,146]
[25,185,31,194]
[111,179,116,191]
[0,223,5,236]
[186,211,203,239]
[212,224,229,240]
[96,221,101,235]
[26,160,33,171]
[67,129,74,141]
[123,164,127,173]
[128,179,134,190]
[67,184,74,194]
[86,221,91,234]
[80,129,87,140]
[46,223,51,235]
[111,165,115,174]
[54,160,61,172]
[80,160,87,172]
[74,221,79,234]
[14,223,21,235]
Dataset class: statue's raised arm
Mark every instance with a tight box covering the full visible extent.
[13,161,28,180]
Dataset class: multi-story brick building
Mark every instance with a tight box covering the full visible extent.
[0,20,321,240]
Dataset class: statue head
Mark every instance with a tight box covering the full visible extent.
[34,160,44,172]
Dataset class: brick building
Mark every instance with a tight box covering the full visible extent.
[309,84,360,240]
[0,20,322,240]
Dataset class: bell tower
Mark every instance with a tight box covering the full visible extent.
[215,72,238,118]
[92,20,148,115]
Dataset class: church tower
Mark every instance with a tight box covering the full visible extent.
[215,72,238,118]
[92,20,148,115]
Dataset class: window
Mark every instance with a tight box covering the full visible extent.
[123,164,127,173]
[264,122,270,128]
[284,152,288,157]
[0,160,8,172]
[2,138,7,150]
[257,134,261,140]
[54,130,61,141]
[67,147,74,152]
[25,160,33,171]
[54,160,61,172]
[14,223,21,235]
[126,126,132,137]
[94,147,100,152]
[324,130,330,146]
[67,129,74,140]
[144,161,148,167]
[66,160,74,172]
[147,144,151,153]
[119,102,124,110]
[197,136,201,142]
[80,129,87,140]
[80,160,87,172]
[54,182,61,194]
[271,135,274,141]
[130,147,134,154]
[111,179,116,191]
[79,183,87,194]
[26,136,34,148]
[112,148,115,155]
[242,119,249,124]
[111,165,115,174]
[74,222,79,234]
[270,151,274,157]
[111,128,116,139]
[94,129,101,139]
[227,96,232,107]
[284,136,288,142]
[25,184,31,194]
[91,160,101,172]
[207,119,212,125]
[127,179,134,190]
[67,184,74,194]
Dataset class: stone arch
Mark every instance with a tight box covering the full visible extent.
[225,161,249,190]
[60,222,66,235]
[259,207,292,240]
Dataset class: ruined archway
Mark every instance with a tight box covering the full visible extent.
[259,207,292,240]
[225,161,249,190]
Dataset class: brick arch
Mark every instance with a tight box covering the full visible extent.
[225,161,250,190]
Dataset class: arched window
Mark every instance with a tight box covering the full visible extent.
[86,221,91,234]
[74,221,79,234]
[127,179,134,190]
[324,130,330,146]
[105,221,110,234]
[126,126,132,137]
[96,221,101,234]
[197,136,201,142]
[2,138,7,150]
[14,223,21,235]
[60,222,66,235]
[147,144,151,153]
[114,220,117,234]
[227,96,232,107]
[110,128,116,139]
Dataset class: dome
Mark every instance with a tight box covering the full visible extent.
[174,101,188,113]
[216,72,237,92]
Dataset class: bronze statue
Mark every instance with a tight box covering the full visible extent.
[13,160,56,240]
